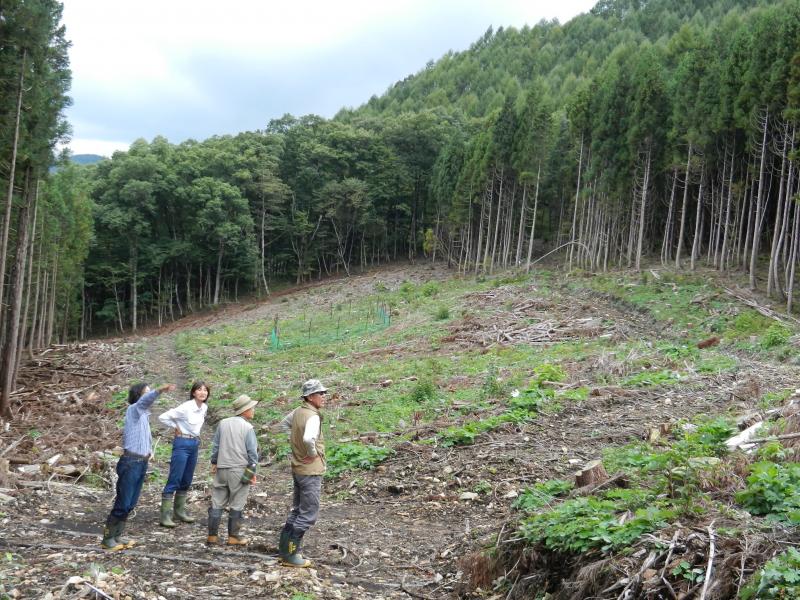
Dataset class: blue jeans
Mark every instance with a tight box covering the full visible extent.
[162,437,199,496]
[109,454,149,521]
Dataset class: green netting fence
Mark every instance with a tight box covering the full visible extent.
[268,302,391,352]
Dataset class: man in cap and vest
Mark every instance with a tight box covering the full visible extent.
[207,394,259,546]
[277,379,327,567]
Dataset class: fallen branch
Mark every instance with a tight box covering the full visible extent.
[661,575,678,600]
[700,522,716,600]
[659,530,681,580]
[617,550,658,600]
[723,288,800,326]
[400,576,435,600]
[0,539,272,570]
[747,431,800,444]
[0,435,26,458]
[83,581,114,600]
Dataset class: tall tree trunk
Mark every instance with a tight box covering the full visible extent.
[17,185,39,360]
[768,123,791,298]
[214,239,224,304]
[46,254,58,346]
[690,167,705,271]
[787,196,800,313]
[675,143,693,268]
[260,198,270,295]
[29,233,43,354]
[515,183,528,267]
[720,142,735,271]
[0,167,33,419]
[568,134,584,269]
[750,109,770,289]
[635,146,652,272]
[37,270,48,347]
[489,168,503,274]
[0,49,27,334]
[130,245,138,331]
[525,163,542,273]
[661,169,677,265]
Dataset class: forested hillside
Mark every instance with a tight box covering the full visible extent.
[1,0,799,419]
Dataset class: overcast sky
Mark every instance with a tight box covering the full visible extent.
[61,0,596,157]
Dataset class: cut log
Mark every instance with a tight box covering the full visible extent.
[646,423,672,442]
[736,411,763,430]
[574,459,608,488]
[725,421,765,450]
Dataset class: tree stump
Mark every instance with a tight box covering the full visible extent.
[574,459,608,488]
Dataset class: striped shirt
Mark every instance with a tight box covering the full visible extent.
[122,389,162,456]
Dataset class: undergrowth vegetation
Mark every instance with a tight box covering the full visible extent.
[170,267,797,596]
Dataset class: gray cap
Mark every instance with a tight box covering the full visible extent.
[301,379,327,397]
[233,394,258,415]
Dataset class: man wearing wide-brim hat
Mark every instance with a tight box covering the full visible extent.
[277,379,328,567]
[207,394,259,545]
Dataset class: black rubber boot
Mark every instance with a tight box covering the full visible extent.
[207,507,222,545]
[282,528,311,568]
[227,509,248,545]
[101,516,125,551]
[174,492,195,523]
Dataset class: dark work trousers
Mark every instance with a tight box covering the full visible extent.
[285,473,322,535]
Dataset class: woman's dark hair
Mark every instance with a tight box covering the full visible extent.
[189,381,210,403]
[128,383,149,405]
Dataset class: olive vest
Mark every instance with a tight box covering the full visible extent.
[290,403,326,476]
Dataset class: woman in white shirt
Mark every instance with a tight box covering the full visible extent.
[157,381,209,527]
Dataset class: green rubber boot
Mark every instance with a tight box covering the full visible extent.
[101,517,125,551]
[281,529,311,568]
[115,520,136,548]
[159,496,177,528]
[278,523,291,559]
[174,492,195,523]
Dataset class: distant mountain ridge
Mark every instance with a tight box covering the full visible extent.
[71,153,104,165]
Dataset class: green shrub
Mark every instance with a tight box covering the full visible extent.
[407,379,437,403]
[740,547,800,600]
[519,490,672,553]
[420,281,440,297]
[756,441,790,462]
[761,324,792,349]
[513,479,574,512]
[729,310,773,337]
[481,367,508,400]
[399,281,416,298]
[736,461,800,522]
[602,443,666,474]
[326,443,393,478]
[680,417,736,457]
[434,305,450,320]
[532,363,567,386]
[439,416,502,446]
[623,369,681,388]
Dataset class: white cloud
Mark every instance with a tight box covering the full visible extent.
[65,138,131,157]
[60,0,597,155]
